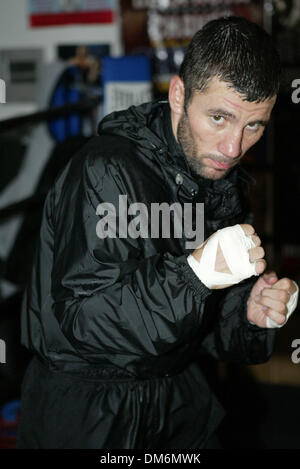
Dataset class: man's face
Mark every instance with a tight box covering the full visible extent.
[175,77,276,180]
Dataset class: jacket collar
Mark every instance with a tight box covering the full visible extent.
[97,100,252,195]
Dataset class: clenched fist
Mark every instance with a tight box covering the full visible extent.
[247,272,299,328]
[188,224,266,289]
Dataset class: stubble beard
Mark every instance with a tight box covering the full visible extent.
[177,110,232,181]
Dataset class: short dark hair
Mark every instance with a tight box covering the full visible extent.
[179,16,281,106]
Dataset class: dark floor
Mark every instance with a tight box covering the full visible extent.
[218,378,300,449]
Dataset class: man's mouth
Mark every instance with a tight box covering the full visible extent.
[208,158,233,170]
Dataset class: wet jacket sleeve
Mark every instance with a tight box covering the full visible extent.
[198,278,277,365]
[51,154,212,360]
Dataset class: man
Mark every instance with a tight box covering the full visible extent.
[17,16,298,449]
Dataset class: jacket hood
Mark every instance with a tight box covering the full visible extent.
[97,101,255,197]
[97,101,167,152]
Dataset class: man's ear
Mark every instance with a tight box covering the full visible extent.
[169,75,185,117]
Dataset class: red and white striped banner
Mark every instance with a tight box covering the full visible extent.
[29,0,117,27]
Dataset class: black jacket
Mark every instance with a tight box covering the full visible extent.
[17,101,276,449]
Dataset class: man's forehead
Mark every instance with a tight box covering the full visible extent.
[191,77,276,114]
[223,95,276,114]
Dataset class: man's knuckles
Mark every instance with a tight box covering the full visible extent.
[262,288,290,303]
[240,224,255,236]
[251,234,261,247]
[259,296,287,314]
[255,259,266,275]
[249,246,265,262]
[267,310,287,325]
[273,277,293,291]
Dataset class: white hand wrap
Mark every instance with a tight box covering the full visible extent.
[266,281,299,328]
[187,224,258,289]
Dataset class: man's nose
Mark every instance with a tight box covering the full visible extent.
[218,132,243,159]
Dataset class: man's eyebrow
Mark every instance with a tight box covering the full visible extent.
[207,108,236,119]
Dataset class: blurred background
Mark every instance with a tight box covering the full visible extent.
[0,0,299,449]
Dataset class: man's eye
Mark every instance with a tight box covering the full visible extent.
[246,122,260,131]
[211,115,224,124]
